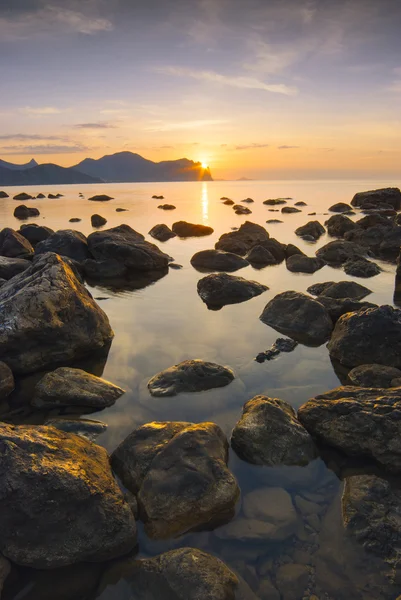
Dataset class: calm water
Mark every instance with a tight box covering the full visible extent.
[1,180,400,599]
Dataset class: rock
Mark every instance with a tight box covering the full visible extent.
[325,214,356,237]
[344,224,388,253]
[295,201,307,206]
[286,255,325,274]
[264,198,287,205]
[152,194,164,199]
[266,219,283,224]
[0,361,14,400]
[14,205,40,220]
[0,256,30,279]
[91,214,107,227]
[233,204,252,215]
[88,224,170,271]
[190,249,249,272]
[0,423,136,568]
[88,194,113,202]
[294,495,322,516]
[215,221,269,255]
[295,221,325,240]
[69,217,81,222]
[307,281,335,296]
[197,272,267,309]
[116,207,128,212]
[298,385,401,471]
[343,257,381,278]
[314,280,372,300]
[32,367,125,409]
[13,193,33,201]
[356,213,393,229]
[158,204,176,210]
[149,223,176,242]
[169,263,182,269]
[260,291,333,346]
[45,417,108,442]
[223,199,235,205]
[96,548,252,600]
[19,223,54,246]
[275,564,309,600]
[347,364,401,388]
[316,240,365,265]
[0,253,113,374]
[376,226,401,261]
[315,296,377,323]
[329,202,353,213]
[0,555,10,596]
[258,578,280,600]
[282,206,301,214]
[351,187,401,211]
[148,359,234,397]
[172,221,214,237]
[48,194,58,199]
[35,229,91,262]
[82,258,128,281]
[36,192,45,198]
[255,337,298,363]
[231,395,317,466]
[327,305,401,368]
[0,227,34,258]
[250,238,286,264]
[285,244,304,258]
[246,245,278,266]
[242,488,299,538]
[0,191,9,198]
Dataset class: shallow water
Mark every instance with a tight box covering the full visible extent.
[1,179,400,599]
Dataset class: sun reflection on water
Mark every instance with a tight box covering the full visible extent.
[201,182,209,221]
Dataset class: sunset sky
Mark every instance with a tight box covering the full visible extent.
[1,0,401,179]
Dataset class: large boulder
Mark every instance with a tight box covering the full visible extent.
[112,422,239,539]
[20,223,54,246]
[190,249,249,272]
[316,240,365,265]
[347,364,401,388]
[328,305,401,368]
[14,205,40,220]
[343,258,381,278]
[148,359,234,396]
[0,253,113,374]
[0,256,30,280]
[88,224,170,271]
[231,395,317,466]
[351,188,401,211]
[172,221,214,237]
[215,221,269,255]
[298,385,401,472]
[35,230,91,262]
[295,221,325,240]
[325,214,356,237]
[0,423,136,568]
[0,228,34,258]
[286,254,325,273]
[260,291,333,346]
[32,367,125,409]
[197,273,268,309]
[149,224,176,242]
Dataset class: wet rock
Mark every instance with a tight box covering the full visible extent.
[19,223,54,246]
[14,205,40,220]
[343,257,381,278]
[307,281,335,296]
[285,244,304,258]
[0,253,113,374]
[264,198,287,205]
[356,213,393,229]
[315,296,377,324]
[376,226,401,261]
[32,367,125,409]
[0,423,136,568]
[316,240,365,265]
[328,305,401,368]
[347,364,401,388]
[295,221,325,240]
[314,280,372,300]
[148,359,234,396]
[91,214,107,228]
[241,198,254,203]
[266,219,283,224]
[351,187,401,211]
[282,206,301,214]
[215,221,269,255]
[255,337,298,363]
[149,224,176,242]
[246,245,278,266]
[325,214,356,237]
[116,207,128,212]
[69,217,81,223]
[344,224,388,253]
[36,192,45,198]
[286,254,325,273]
[0,555,10,596]
[275,564,310,600]
[298,385,401,471]
[252,238,286,263]
[295,201,307,206]
[0,256,30,280]
[0,228,34,258]
[35,230,91,262]
[231,395,317,466]
[191,249,249,272]
[45,417,108,442]
[172,221,214,237]
[223,199,235,205]
[158,204,176,210]
[13,193,33,201]
[258,578,280,600]
[233,205,252,215]
[329,202,353,213]
[169,263,182,269]
[197,272,268,309]
[0,191,9,199]
[152,195,164,199]
[0,362,14,401]
[88,194,113,202]
[88,224,170,271]
[260,291,333,346]
[82,258,128,281]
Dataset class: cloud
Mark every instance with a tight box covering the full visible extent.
[19,107,63,115]
[144,119,228,132]
[156,66,298,96]
[0,133,67,141]
[278,145,300,149]
[0,144,87,155]
[74,122,116,129]
[235,143,270,150]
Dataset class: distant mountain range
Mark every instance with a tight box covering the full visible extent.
[0,152,213,186]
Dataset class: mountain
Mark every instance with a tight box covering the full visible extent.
[0,163,102,186]
[73,152,213,182]
[0,158,38,171]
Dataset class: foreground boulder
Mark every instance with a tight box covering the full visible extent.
[19,223,54,246]
[172,221,214,237]
[231,395,317,466]
[286,254,325,273]
[0,256,30,280]
[295,220,325,240]
[32,367,125,409]
[0,228,33,258]
[325,214,356,237]
[149,223,176,242]
[298,386,401,472]
[35,230,91,262]
[191,249,249,272]
[148,359,234,396]
[315,296,377,324]
[197,273,267,309]
[351,187,401,211]
[260,291,333,346]
[0,253,113,374]
[347,364,401,388]
[328,305,401,368]
[0,423,136,568]
[112,422,239,539]
[88,224,170,271]
[14,205,40,220]
[215,221,269,255]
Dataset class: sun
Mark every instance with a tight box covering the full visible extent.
[201,162,209,169]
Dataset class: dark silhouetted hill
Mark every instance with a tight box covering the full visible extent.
[0,163,103,186]
[0,158,38,171]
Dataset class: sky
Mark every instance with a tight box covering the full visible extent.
[1,0,401,180]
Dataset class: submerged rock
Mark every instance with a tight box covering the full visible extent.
[0,228,34,258]
[149,223,176,242]
[231,395,317,466]
[255,337,298,363]
[14,205,40,220]
[172,221,214,237]
[19,223,54,246]
[215,221,269,255]
[148,359,234,396]
[0,253,113,374]
[91,214,107,228]
[351,187,401,211]
[45,417,108,442]
[295,221,325,240]
[260,291,333,346]
[197,272,268,309]
[32,367,125,409]
[343,257,381,278]
[347,364,401,388]
[0,423,136,568]
[286,254,325,273]
[191,249,249,272]
[88,194,113,202]
[35,230,91,262]
[0,256,30,280]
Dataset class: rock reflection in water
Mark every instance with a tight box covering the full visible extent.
[85,268,169,295]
